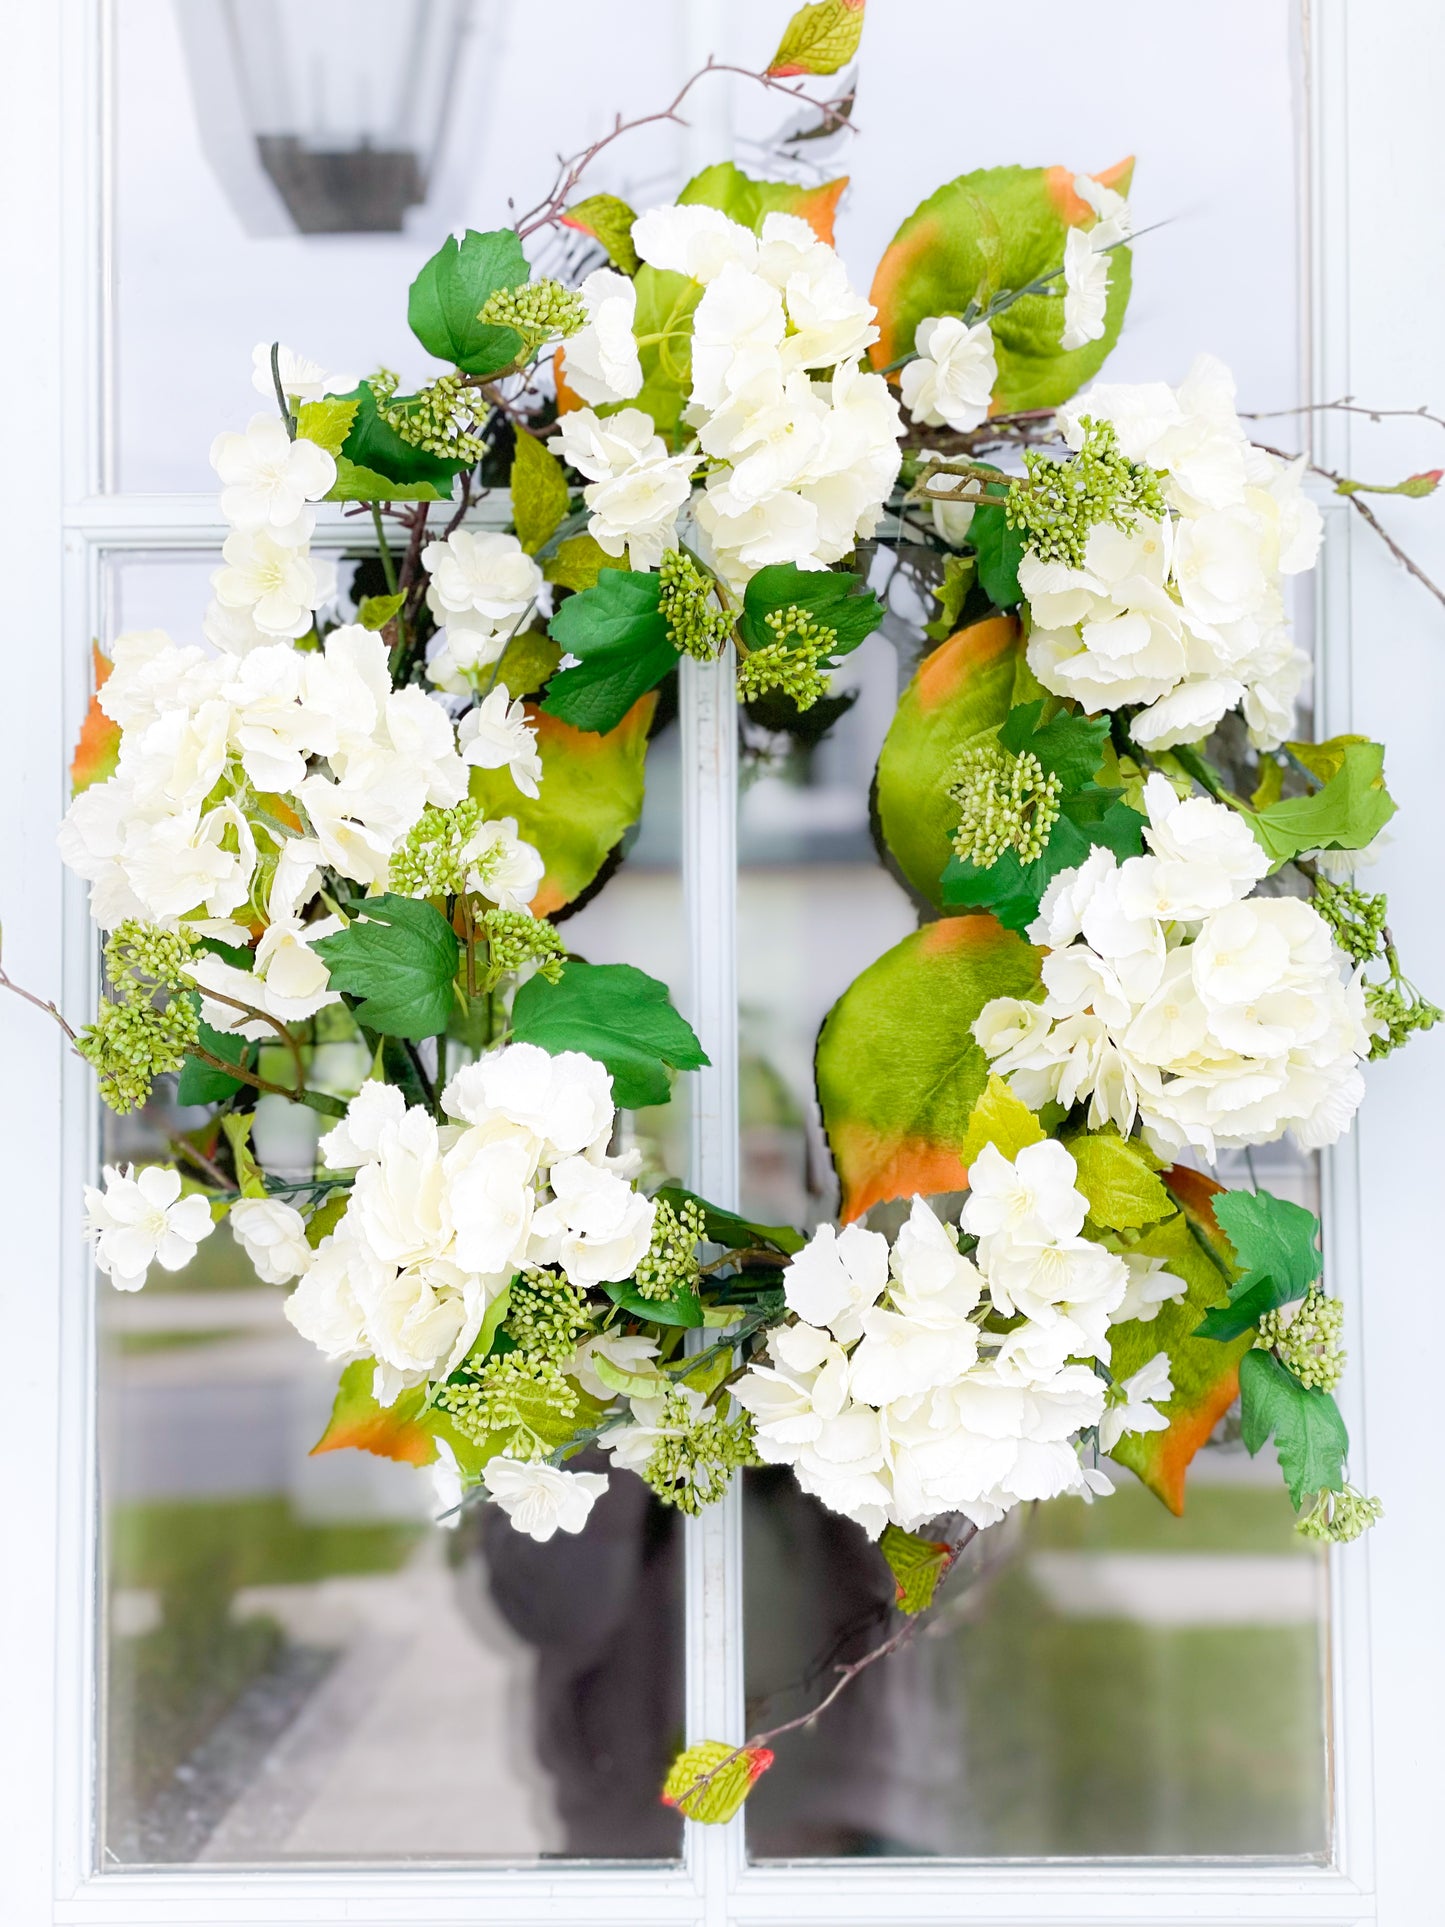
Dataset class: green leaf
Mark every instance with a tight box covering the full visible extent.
[176,1017,256,1106]
[738,563,883,657]
[543,570,676,733]
[767,0,866,75]
[304,1192,350,1249]
[1238,1347,1349,1507]
[924,552,976,642]
[817,915,1041,1221]
[879,1523,953,1615]
[408,227,529,376]
[653,1186,805,1257]
[510,431,571,555]
[492,628,563,700]
[590,1352,670,1399]
[544,533,627,593]
[1000,700,1109,789]
[1195,1188,1324,1342]
[1245,739,1396,866]
[561,193,640,275]
[357,591,406,631]
[958,1074,1044,1167]
[1064,1129,1171,1232]
[970,501,1027,608]
[313,896,460,1040]
[295,395,359,457]
[334,380,465,493]
[870,162,1134,413]
[470,695,654,916]
[875,613,1026,908]
[509,961,708,1109]
[221,1114,266,1200]
[662,1739,774,1824]
[312,1357,495,1476]
[677,162,849,239]
[598,1274,704,1328]
[327,454,445,503]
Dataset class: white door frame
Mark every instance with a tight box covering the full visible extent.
[3,2,1443,1921]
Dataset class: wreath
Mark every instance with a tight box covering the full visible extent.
[13,0,1440,1829]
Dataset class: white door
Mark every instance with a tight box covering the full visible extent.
[3,2,1443,1921]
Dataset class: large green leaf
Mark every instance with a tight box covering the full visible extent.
[874,614,1025,906]
[510,961,708,1108]
[543,570,676,733]
[468,695,655,917]
[313,896,460,1040]
[1064,1128,1171,1232]
[1194,1188,1324,1342]
[408,228,528,375]
[327,455,445,503]
[970,500,1028,609]
[1108,1168,1251,1515]
[869,161,1134,413]
[1245,739,1396,867]
[816,914,1041,1222]
[1239,1348,1348,1508]
[335,381,465,492]
[510,431,571,555]
[738,563,882,657]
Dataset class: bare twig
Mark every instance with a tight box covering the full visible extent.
[198,983,307,1095]
[514,57,854,239]
[168,1134,234,1192]
[1241,395,1445,436]
[0,966,78,1041]
[189,1043,346,1119]
[1252,439,1445,611]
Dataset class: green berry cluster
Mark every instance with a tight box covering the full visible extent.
[435,1350,579,1453]
[1365,977,1441,1059]
[1312,875,1388,963]
[388,800,487,898]
[658,548,732,663]
[1295,1483,1384,1544]
[483,908,566,985]
[478,278,587,350]
[1007,416,1167,569]
[949,742,1063,869]
[1257,1288,1346,1393]
[642,1396,759,1516]
[505,1268,595,1362]
[735,607,840,712]
[371,367,489,463]
[77,920,202,1113]
[633,1195,706,1301]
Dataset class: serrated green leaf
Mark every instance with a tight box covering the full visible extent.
[304,1192,350,1249]
[408,227,529,376]
[1213,1189,1323,1300]
[738,563,882,657]
[561,193,640,275]
[1000,700,1110,789]
[295,395,359,457]
[590,1352,670,1398]
[1238,1347,1348,1507]
[543,569,675,733]
[598,1274,704,1328]
[327,454,445,503]
[509,960,708,1109]
[221,1113,266,1200]
[767,0,866,76]
[543,533,627,593]
[924,552,976,642]
[970,500,1027,608]
[510,431,571,555]
[313,895,460,1040]
[334,380,465,492]
[958,1074,1045,1167]
[358,591,406,631]
[1245,739,1396,866]
[662,1739,774,1824]
[1064,1129,1171,1232]
[653,1186,805,1257]
[879,1523,953,1614]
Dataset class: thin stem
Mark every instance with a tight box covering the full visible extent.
[270,342,297,441]
[190,1043,346,1118]
[169,1134,234,1192]
[695,1245,790,1278]
[371,504,399,595]
[0,966,78,1041]
[1251,438,1445,611]
[198,984,307,1094]
[1241,396,1445,436]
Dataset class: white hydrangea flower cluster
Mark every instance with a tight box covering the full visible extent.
[58,621,539,952]
[283,1043,656,1405]
[422,528,545,693]
[976,775,1372,1159]
[734,1141,1172,1537]
[1022,354,1323,751]
[1060,173,1133,350]
[553,203,904,586]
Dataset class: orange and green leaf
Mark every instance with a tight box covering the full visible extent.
[662,1740,775,1825]
[817,914,1041,1222]
[70,644,119,794]
[311,1360,439,1467]
[1108,1169,1250,1515]
[468,693,656,917]
[766,0,866,78]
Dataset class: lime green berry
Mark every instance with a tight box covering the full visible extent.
[1296,1484,1383,1543]
[479,278,588,350]
[1007,416,1167,568]
[736,607,841,711]
[633,1196,706,1301]
[389,801,487,898]
[1258,1288,1346,1393]
[659,549,732,663]
[949,742,1062,869]
[483,907,566,984]
[372,366,489,463]
[642,1396,759,1515]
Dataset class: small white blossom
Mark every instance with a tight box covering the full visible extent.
[563,268,643,405]
[251,342,355,405]
[459,685,543,799]
[900,315,997,432]
[85,1164,215,1291]
[229,1197,313,1285]
[210,414,337,531]
[1099,1351,1174,1453]
[481,1456,609,1541]
[211,527,337,639]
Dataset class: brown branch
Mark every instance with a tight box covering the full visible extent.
[169,1134,234,1192]
[514,58,854,239]
[189,1043,345,1118]
[0,966,78,1041]
[695,1245,791,1277]
[1241,395,1445,436]
[198,983,307,1094]
[1252,439,1445,611]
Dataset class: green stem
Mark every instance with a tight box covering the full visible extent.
[371,504,399,595]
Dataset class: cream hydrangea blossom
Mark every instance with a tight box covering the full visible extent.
[229,1197,313,1285]
[1025,355,1322,749]
[975,776,1372,1157]
[735,1145,1157,1539]
[562,267,644,405]
[85,1163,215,1291]
[552,405,695,569]
[479,1457,609,1542]
[210,414,337,531]
[900,316,998,432]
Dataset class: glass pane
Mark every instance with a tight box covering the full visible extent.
[96,555,686,1864]
[736,2,1329,1862]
